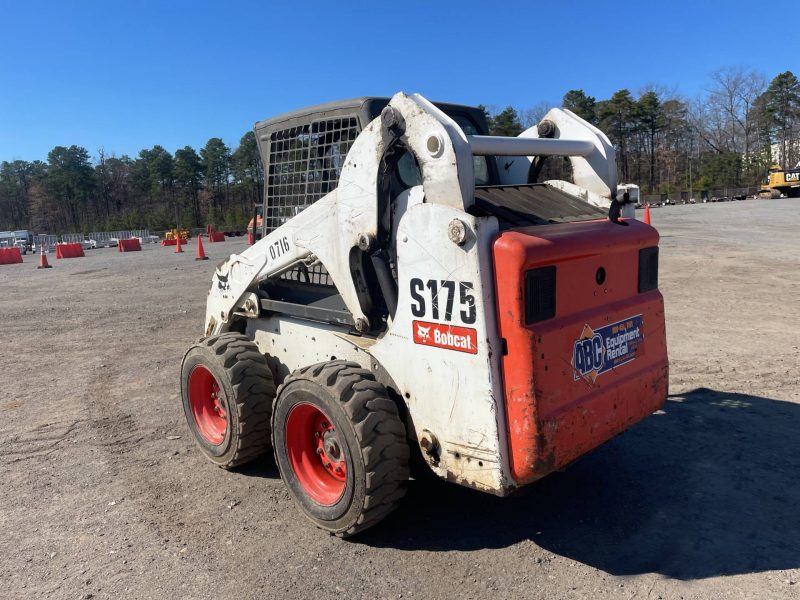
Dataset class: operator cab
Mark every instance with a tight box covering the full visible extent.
[254,97,603,241]
[254,97,499,238]
[252,97,607,337]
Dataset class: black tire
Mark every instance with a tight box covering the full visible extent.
[272,360,409,536]
[181,333,275,469]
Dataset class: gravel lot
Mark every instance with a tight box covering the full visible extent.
[2,200,799,599]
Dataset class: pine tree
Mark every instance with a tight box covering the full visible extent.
[562,90,597,124]
[489,107,523,136]
[764,71,800,166]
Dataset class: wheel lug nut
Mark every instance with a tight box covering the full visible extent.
[335,466,342,474]
[316,448,323,455]
[314,432,320,438]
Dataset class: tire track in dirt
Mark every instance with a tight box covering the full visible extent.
[0,419,86,463]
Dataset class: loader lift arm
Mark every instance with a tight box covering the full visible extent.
[205,92,618,336]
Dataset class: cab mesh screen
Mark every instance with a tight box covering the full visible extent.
[265,116,360,285]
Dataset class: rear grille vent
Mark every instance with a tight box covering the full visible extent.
[638,247,659,293]
[525,266,556,324]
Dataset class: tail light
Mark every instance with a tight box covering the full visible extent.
[638,247,659,293]
[524,266,556,324]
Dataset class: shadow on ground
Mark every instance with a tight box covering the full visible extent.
[358,388,800,580]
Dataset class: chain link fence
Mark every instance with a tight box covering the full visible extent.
[61,233,84,244]
[641,186,761,205]
[86,230,152,246]
[33,235,58,252]
[28,230,154,250]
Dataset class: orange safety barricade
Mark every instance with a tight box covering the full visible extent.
[55,243,85,259]
[0,247,23,265]
[118,238,142,252]
[208,232,226,242]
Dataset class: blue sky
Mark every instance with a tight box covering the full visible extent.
[1,0,797,162]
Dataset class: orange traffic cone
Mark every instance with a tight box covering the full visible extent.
[196,235,209,260]
[643,204,651,225]
[176,236,184,253]
[37,246,52,269]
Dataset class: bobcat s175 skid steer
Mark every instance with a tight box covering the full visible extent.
[181,93,668,536]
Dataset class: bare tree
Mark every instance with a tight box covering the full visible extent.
[519,102,553,129]
[687,95,727,155]
[707,67,767,157]
[637,83,680,102]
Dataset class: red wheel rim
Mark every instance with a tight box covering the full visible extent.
[188,365,228,445]
[285,403,347,506]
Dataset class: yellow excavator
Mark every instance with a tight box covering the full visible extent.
[164,228,191,241]
[760,163,800,198]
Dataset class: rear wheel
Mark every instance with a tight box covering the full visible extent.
[272,360,409,536]
[181,333,275,468]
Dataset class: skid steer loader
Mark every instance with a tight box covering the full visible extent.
[180,93,668,536]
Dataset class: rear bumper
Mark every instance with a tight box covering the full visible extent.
[534,356,667,480]
[493,220,669,485]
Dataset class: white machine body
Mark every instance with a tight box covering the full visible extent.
[204,92,628,494]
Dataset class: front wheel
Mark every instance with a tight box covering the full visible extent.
[272,360,409,536]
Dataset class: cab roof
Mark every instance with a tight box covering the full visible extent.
[254,96,487,132]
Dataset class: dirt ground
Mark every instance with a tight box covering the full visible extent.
[2,200,799,600]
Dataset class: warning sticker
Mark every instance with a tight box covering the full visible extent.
[572,315,644,383]
[412,320,478,354]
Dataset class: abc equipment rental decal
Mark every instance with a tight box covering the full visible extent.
[412,320,478,354]
[572,315,643,383]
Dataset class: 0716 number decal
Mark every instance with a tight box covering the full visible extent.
[409,278,476,324]
[268,236,290,261]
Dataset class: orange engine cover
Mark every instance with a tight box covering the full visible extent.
[493,219,668,485]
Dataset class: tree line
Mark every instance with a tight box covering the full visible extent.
[483,69,800,198]
[0,133,262,234]
[1,69,798,233]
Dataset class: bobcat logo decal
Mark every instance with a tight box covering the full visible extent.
[416,323,431,343]
[412,320,478,354]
